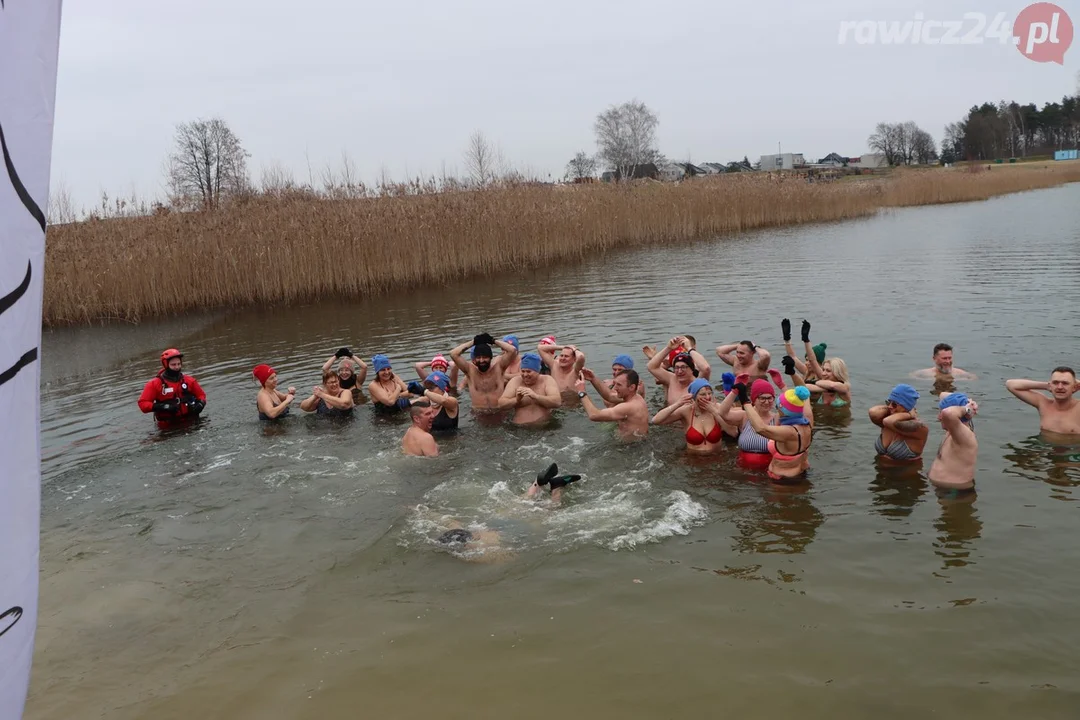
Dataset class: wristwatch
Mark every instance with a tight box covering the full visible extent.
[578,391,586,398]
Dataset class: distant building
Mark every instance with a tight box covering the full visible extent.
[603,163,660,182]
[817,152,848,167]
[698,162,727,174]
[759,153,806,171]
[849,153,888,169]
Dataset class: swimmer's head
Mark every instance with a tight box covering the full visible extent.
[557,346,577,369]
[822,357,848,383]
[471,343,493,372]
[887,384,919,412]
[502,335,519,350]
[933,343,954,372]
[937,392,975,426]
[252,364,276,388]
[671,352,696,380]
[689,378,712,404]
[1049,366,1076,401]
[736,341,755,364]
[751,379,774,409]
[779,386,811,418]
[424,371,450,393]
[322,369,341,393]
[437,528,474,545]
[539,335,556,347]
[337,359,354,380]
[410,400,436,429]
[430,354,450,372]
[519,352,542,382]
[612,354,634,373]
[811,343,827,365]
[612,369,640,399]
[373,354,393,379]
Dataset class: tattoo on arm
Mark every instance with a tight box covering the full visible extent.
[894,420,923,433]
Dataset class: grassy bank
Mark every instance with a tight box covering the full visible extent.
[44,163,1080,326]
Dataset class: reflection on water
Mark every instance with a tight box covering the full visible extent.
[1003,435,1080,501]
[932,494,983,573]
[27,184,1080,720]
[870,459,928,521]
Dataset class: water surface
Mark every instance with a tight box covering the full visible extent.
[28,185,1080,719]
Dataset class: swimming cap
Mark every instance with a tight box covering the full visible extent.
[750,379,774,402]
[812,343,827,364]
[721,372,736,392]
[430,354,449,370]
[252,364,275,386]
[502,335,519,350]
[938,392,970,410]
[425,370,450,391]
[666,348,685,368]
[613,354,634,370]
[520,353,542,372]
[688,378,711,397]
[372,354,392,372]
[472,343,493,359]
[540,335,556,346]
[888,384,920,411]
[779,386,811,416]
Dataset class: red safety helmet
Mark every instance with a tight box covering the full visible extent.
[160,348,183,368]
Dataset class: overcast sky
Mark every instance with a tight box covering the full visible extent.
[50,0,1078,208]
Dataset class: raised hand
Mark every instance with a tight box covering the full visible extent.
[733,382,751,405]
[581,367,597,381]
[287,386,296,396]
[782,319,791,342]
[767,368,786,389]
[782,355,797,376]
[574,372,587,393]
[801,320,811,343]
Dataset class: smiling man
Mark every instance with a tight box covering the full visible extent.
[1005,367,1080,437]
[912,343,976,381]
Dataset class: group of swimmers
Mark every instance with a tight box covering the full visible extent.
[139,321,1080,499]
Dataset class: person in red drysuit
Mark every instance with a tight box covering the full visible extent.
[138,348,207,427]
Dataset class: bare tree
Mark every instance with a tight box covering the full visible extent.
[594,99,661,180]
[166,117,250,209]
[868,122,899,165]
[260,161,297,195]
[911,128,938,164]
[464,130,497,188]
[565,151,597,181]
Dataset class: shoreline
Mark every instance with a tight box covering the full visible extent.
[42,162,1080,328]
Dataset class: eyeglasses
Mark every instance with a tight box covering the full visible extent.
[885,400,899,408]
[756,396,775,403]
[673,364,691,371]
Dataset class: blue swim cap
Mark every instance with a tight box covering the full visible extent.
[520,353,542,372]
[938,392,970,410]
[688,378,711,397]
[888,384,920,411]
[502,335,519,350]
[721,372,736,392]
[425,371,449,391]
[372,354,392,372]
[613,354,634,370]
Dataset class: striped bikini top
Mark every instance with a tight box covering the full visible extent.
[738,420,770,454]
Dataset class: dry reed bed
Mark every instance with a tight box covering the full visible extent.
[44,165,1080,326]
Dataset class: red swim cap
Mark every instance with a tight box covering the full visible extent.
[252,364,275,386]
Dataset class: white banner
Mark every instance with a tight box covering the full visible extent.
[0,0,63,717]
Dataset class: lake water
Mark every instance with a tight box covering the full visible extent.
[27,184,1080,719]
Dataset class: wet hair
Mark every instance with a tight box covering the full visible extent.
[1051,366,1076,379]
[615,369,640,388]
[437,528,473,545]
[322,369,339,383]
[738,340,755,353]
[933,343,953,356]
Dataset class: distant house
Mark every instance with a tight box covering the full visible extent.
[817,152,848,167]
[698,162,727,174]
[849,153,888,169]
[759,153,806,171]
[605,163,660,182]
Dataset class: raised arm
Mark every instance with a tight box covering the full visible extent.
[414,361,431,380]
[743,402,795,441]
[424,391,458,414]
[689,350,711,380]
[755,346,771,371]
[492,338,519,369]
[351,357,368,385]
[450,340,475,374]
[882,411,926,439]
[1005,379,1049,408]
[868,405,889,428]
[939,405,977,447]
[648,338,679,384]
[651,398,691,426]
[715,383,747,426]
[583,367,619,403]
[576,376,627,422]
[715,343,738,366]
[537,342,559,366]
[322,355,338,373]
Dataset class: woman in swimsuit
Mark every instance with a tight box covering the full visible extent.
[780,319,849,405]
[300,369,355,416]
[869,384,928,463]
[717,378,780,470]
[253,364,296,421]
[417,370,460,433]
[651,378,726,455]
[735,383,815,482]
[414,354,462,395]
[368,354,412,413]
